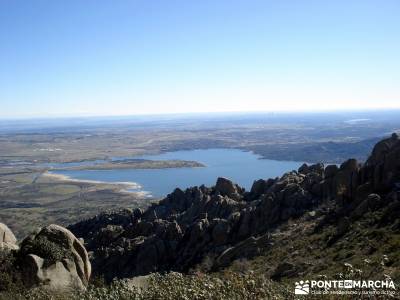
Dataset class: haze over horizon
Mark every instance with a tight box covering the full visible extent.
[1,0,399,118]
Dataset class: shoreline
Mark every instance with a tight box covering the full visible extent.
[41,171,153,198]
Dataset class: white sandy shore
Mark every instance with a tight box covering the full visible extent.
[41,171,153,197]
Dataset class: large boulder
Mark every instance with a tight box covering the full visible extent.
[248,178,276,200]
[0,223,18,251]
[366,133,399,166]
[19,224,91,291]
[215,177,242,200]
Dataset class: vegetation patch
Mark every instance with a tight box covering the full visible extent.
[19,236,73,267]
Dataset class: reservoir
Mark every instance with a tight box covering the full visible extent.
[52,149,303,198]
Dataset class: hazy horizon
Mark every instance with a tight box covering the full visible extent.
[1,108,400,121]
[1,1,399,118]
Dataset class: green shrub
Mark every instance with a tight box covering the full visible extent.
[0,250,24,296]
[19,236,72,267]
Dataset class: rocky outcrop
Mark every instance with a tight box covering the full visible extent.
[363,133,400,192]
[215,177,243,200]
[67,133,400,281]
[19,224,91,291]
[0,223,18,251]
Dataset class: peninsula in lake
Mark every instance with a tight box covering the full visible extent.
[49,159,205,171]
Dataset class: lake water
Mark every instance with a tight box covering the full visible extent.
[53,149,303,198]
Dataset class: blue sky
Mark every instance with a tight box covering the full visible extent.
[0,0,399,118]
